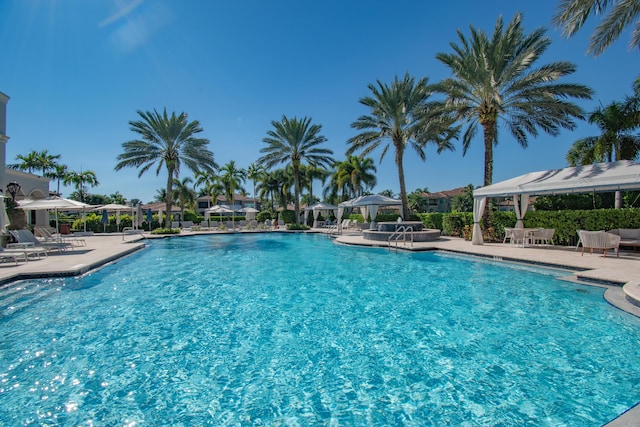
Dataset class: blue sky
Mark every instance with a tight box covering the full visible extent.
[0,1,637,203]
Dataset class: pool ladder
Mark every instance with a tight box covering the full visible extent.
[388,226,414,251]
[121,227,148,241]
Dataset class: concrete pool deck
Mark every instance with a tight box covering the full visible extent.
[0,229,638,426]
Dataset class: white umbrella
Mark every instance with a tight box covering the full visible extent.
[240,207,259,220]
[206,205,236,228]
[18,197,90,235]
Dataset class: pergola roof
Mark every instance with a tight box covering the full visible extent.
[473,160,640,199]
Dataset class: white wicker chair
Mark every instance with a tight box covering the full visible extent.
[578,230,621,257]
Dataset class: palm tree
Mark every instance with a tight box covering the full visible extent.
[435,13,593,191]
[46,163,68,196]
[194,171,224,207]
[154,188,168,203]
[173,177,196,221]
[115,108,217,228]
[348,73,458,220]
[247,162,265,209]
[566,99,640,207]
[219,160,246,209]
[553,0,640,56]
[10,151,40,173]
[63,170,99,203]
[337,155,377,198]
[258,115,334,224]
[257,171,281,211]
[35,150,61,176]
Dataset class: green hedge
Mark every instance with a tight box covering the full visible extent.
[417,208,640,245]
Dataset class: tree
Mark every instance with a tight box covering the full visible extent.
[109,192,127,205]
[379,189,396,198]
[154,188,168,203]
[258,115,334,224]
[219,160,246,208]
[553,0,640,56]
[10,151,40,173]
[566,97,640,207]
[329,156,377,199]
[194,171,224,207]
[450,184,475,212]
[435,13,593,189]
[173,177,196,221]
[299,164,330,207]
[247,162,265,209]
[46,163,69,196]
[34,150,61,176]
[115,108,217,228]
[348,73,458,219]
[63,170,99,203]
[407,190,429,213]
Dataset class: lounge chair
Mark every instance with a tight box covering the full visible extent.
[171,221,180,229]
[0,247,29,264]
[577,230,620,257]
[9,229,70,253]
[34,225,87,247]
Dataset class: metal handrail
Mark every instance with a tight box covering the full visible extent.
[388,226,414,251]
[122,227,147,241]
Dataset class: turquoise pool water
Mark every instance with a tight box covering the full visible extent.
[1,233,639,426]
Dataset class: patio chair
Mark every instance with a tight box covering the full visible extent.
[34,225,87,247]
[531,228,555,246]
[577,230,621,257]
[9,229,70,253]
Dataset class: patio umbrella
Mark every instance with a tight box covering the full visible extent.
[206,205,236,228]
[101,209,109,232]
[146,209,153,231]
[240,207,259,220]
[18,196,91,235]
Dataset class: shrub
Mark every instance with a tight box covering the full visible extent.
[287,224,310,231]
[442,213,473,237]
[256,211,272,223]
[280,210,296,224]
[150,228,181,235]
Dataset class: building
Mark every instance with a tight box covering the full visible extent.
[1,91,51,226]
[421,187,467,213]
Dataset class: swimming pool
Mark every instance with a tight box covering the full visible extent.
[1,233,639,425]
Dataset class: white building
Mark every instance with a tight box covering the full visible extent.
[0,91,51,225]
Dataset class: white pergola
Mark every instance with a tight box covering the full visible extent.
[472,161,640,245]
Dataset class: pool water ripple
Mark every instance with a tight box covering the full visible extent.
[1,233,639,426]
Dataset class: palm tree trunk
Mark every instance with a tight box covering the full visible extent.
[482,122,496,230]
[394,142,409,220]
[165,168,174,228]
[293,164,300,224]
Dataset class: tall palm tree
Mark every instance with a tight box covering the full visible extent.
[258,115,334,224]
[115,108,217,228]
[348,73,458,219]
[173,177,196,221]
[553,0,640,56]
[299,165,330,207]
[566,98,640,207]
[219,160,246,208]
[435,13,593,191]
[257,171,281,211]
[46,163,68,196]
[63,170,99,203]
[247,162,265,209]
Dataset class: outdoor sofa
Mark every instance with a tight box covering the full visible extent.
[608,229,640,250]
